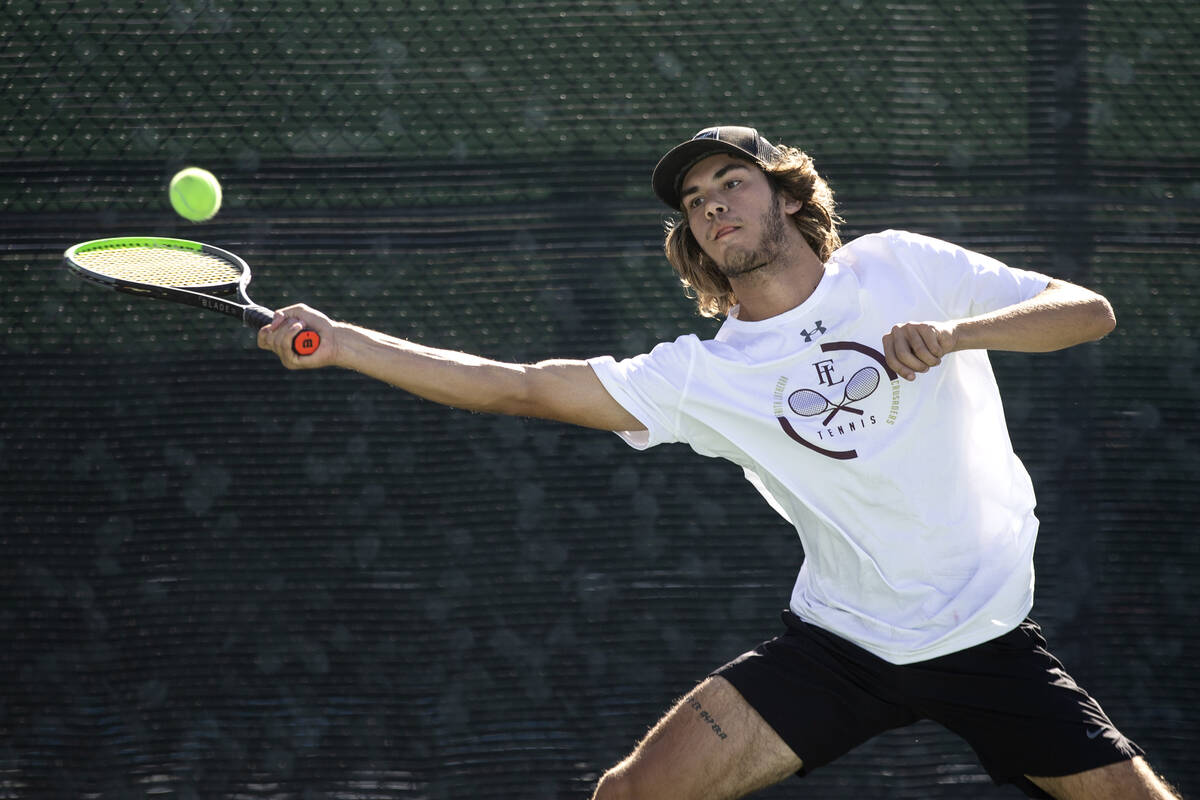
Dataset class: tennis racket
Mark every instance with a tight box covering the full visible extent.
[63,236,320,356]
[788,366,880,425]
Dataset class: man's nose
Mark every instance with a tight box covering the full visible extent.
[705,198,727,219]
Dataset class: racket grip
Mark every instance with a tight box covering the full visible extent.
[244,306,321,357]
[244,306,275,328]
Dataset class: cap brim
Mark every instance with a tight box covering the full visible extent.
[652,139,761,210]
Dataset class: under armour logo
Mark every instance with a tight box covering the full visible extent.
[800,321,826,343]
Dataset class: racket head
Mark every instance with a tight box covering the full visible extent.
[788,388,831,417]
[64,236,321,356]
[844,367,881,401]
[64,236,249,295]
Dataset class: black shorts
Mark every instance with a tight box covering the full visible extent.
[713,611,1143,799]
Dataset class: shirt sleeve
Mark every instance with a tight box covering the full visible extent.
[586,335,700,450]
[881,230,1052,318]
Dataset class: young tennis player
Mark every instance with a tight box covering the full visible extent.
[259,126,1179,800]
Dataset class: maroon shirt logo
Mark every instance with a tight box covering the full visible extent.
[776,342,899,460]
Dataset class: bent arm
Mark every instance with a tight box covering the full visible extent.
[950,278,1116,352]
[258,304,645,432]
[884,279,1116,380]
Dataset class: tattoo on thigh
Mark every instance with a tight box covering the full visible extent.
[687,696,729,741]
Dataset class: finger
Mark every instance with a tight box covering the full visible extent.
[262,314,287,345]
[286,319,308,354]
[260,326,281,357]
[893,327,930,373]
[889,326,941,379]
[259,316,297,357]
[882,332,917,382]
[277,319,306,362]
[924,324,950,358]
[909,326,943,367]
[890,325,941,371]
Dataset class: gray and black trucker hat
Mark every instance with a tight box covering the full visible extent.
[651,126,782,210]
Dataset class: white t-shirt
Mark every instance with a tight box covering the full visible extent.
[588,230,1053,664]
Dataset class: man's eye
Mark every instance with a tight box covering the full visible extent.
[688,197,704,210]
[725,179,741,189]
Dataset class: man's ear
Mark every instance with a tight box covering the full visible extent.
[781,194,804,215]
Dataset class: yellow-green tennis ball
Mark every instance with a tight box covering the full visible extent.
[169,167,222,222]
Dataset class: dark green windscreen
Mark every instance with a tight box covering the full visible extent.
[2,1,1197,797]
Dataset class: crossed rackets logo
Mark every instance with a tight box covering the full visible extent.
[775,341,900,461]
[787,366,881,426]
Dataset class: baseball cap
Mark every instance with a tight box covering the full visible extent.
[652,126,783,210]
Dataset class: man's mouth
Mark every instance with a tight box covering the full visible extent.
[714,226,739,241]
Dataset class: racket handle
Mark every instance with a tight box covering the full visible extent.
[244,306,321,357]
[244,306,275,328]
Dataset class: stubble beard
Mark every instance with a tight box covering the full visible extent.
[715,194,787,279]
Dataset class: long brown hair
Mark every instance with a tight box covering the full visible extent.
[663,146,842,318]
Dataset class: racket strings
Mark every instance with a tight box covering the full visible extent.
[788,367,882,417]
[788,389,830,417]
[74,246,242,288]
[845,367,881,400]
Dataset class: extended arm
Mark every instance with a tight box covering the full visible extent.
[257,304,646,432]
[883,278,1116,381]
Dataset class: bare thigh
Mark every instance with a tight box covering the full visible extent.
[592,676,803,800]
[1027,757,1181,800]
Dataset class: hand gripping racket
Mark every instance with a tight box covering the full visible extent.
[63,236,320,356]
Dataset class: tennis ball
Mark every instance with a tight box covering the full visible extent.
[169,167,222,222]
